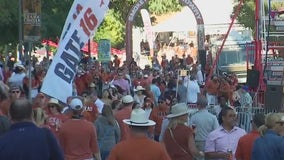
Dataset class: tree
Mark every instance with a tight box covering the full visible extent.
[235,0,284,38]
[0,0,185,51]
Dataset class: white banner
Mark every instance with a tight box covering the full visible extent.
[41,0,109,102]
[58,0,85,44]
[140,9,154,49]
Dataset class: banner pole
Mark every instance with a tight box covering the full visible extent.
[28,42,32,101]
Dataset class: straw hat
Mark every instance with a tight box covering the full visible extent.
[123,108,156,126]
[166,103,189,118]
[48,98,60,106]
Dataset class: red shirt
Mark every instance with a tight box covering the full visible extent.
[235,130,260,160]
[164,124,194,160]
[59,119,99,160]
[114,106,132,141]
[46,114,69,139]
[108,135,171,160]
[149,103,169,136]
[82,103,99,122]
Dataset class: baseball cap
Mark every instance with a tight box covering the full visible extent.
[69,98,83,110]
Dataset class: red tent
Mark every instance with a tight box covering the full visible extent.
[41,39,58,48]
[81,41,125,55]
[42,39,125,55]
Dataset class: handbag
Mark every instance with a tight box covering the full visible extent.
[169,128,192,158]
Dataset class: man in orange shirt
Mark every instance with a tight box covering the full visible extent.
[149,96,171,141]
[114,95,134,141]
[108,108,171,160]
[82,93,99,122]
[59,98,101,160]
[235,113,265,160]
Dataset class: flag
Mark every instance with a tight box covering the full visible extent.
[140,9,154,50]
[41,0,109,102]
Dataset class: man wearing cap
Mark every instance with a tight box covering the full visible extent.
[114,95,134,141]
[59,98,101,160]
[237,85,252,108]
[235,113,265,160]
[0,99,64,160]
[108,108,171,160]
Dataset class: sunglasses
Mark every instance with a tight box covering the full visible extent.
[48,105,56,108]
[11,90,20,94]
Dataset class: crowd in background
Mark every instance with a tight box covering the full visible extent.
[0,48,283,160]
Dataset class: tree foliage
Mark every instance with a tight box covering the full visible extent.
[0,0,186,51]
[235,0,284,38]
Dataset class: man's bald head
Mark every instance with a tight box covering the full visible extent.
[9,98,33,122]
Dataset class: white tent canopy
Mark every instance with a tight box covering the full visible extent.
[152,0,233,33]
[152,7,196,33]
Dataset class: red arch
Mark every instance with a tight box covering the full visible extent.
[125,0,205,65]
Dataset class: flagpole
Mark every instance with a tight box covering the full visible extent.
[88,39,91,57]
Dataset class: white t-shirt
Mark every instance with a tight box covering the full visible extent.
[184,80,200,103]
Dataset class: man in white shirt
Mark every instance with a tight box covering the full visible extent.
[184,75,200,104]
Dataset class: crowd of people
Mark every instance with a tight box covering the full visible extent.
[0,50,282,160]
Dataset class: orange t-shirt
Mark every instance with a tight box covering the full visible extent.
[114,106,132,141]
[206,80,219,95]
[59,119,99,160]
[149,104,169,136]
[82,103,99,122]
[235,130,260,160]
[108,135,171,160]
[46,113,69,139]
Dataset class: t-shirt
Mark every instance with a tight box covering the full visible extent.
[59,119,99,160]
[235,130,260,160]
[108,136,171,160]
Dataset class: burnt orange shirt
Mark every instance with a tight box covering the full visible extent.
[164,124,194,160]
[206,80,219,95]
[59,119,99,160]
[114,106,132,141]
[235,130,260,160]
[82,103,99,122]
[149,104,169,136]
[108,135,171,160]
[46,113,69,139]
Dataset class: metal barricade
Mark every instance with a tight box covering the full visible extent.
[235,107,278,132]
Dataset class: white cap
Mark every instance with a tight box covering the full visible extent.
[70,98,83,110]
[122,95,134,104]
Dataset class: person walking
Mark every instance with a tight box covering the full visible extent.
[163,103,204,160]
[108,108,171,160]
[235,113,265,160]
[0,98,64,160]
[59,98,101,160]
[204,106,246,160]
[251,113,284,160]
[95,104,120,160]
[114,95,134,141]
[189,95,219,160]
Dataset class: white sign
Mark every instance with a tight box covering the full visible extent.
[140,9,154,49]
[41,0,109,102]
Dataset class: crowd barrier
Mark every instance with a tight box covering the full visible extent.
[235,107,278,132]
